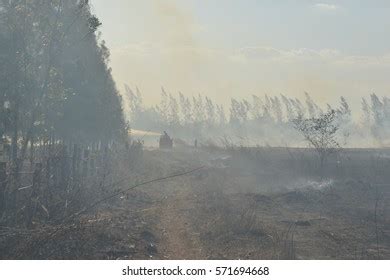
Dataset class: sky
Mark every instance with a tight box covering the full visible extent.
[91,0,390,112]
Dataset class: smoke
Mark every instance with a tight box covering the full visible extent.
[152,0,195,46]
[151,0,202,88]
[94,0,390,119]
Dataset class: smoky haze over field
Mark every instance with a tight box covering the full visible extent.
[89,0,390,148]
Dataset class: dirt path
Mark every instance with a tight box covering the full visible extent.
[154,180,207,259]
[139,150,228,259]
[134,149,216,259]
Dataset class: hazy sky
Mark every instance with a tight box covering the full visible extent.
[91,0,390,110]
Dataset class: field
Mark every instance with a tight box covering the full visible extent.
[1,145,389,260]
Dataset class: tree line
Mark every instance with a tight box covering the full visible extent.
[125,85,390,147]
[0,1,128,226]
[0,0,127,165]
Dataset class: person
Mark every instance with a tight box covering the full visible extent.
[194,139,198,148]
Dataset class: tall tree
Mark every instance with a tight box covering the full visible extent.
[179,92,192,125]
[205,97,216,127]
[361,97,371,126]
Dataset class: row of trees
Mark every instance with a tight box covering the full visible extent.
[0,1,129,229]
[124,85,389,146]
[0,0,126,165]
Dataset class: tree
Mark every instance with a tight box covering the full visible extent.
[168,94,179,128]
[250,95,263,120]
[291,98,305,118]
[263,95,272,120]
[293,109,341,171]
[383,97,390,121]
[229,98,241,125]
[179,92,192,125]
[155,87,170,125]
[339,96,351,117]
[271,96,283,123]
[216,105,226,126]
[371,93,384,126]
[305,92,322,118]
[370,93,386,142]
[239,99,250,123]
[281,94,294,122]
[124,85,143,123]
[204,97,216,127]
[192,94,205,124]
[361,97,371,127]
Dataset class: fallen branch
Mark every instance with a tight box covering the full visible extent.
[65,166,205,221]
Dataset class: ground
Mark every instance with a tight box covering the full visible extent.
[1,147,389,259]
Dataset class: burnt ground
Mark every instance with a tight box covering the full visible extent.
[1,147,389,260]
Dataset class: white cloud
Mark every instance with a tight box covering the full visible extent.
[314,3,341,11]
[231,46,342,63]
[230,46,390,68]
[113,42,390,69]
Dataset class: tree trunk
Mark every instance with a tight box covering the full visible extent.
[10,100,19,214]
[26,163,42,228]
[0,161,6,217]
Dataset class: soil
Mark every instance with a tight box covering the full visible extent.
[1,147,389,260]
